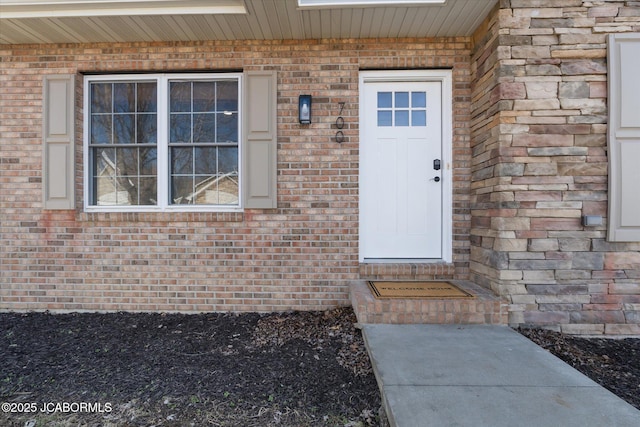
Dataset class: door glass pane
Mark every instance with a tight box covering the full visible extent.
[395,110,409,127]
[378,110,392,127]
[377,92,392,108]
[412,110,426,126]
[411,91,426,108]
[395,92,409,108]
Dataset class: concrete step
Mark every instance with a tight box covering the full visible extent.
[349,280,508,325]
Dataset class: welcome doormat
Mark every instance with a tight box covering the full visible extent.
[367,281,474,299]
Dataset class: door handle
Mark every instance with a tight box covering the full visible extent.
[430,176,440,182]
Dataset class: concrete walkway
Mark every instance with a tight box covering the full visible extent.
[362,324,640,427]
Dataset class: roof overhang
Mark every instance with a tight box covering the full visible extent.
[0,0,498,44]
[0,0,247,18]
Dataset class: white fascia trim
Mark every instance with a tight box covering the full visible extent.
[0,0,246,19]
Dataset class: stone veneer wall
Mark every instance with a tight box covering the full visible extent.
[0,37,473,313]
[470,0,640,335]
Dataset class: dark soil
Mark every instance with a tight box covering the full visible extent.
[0,307,380,426]
[2,307,639,426]
[519,328,640,410]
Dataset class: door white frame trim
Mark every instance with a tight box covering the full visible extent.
[358,69,453,263]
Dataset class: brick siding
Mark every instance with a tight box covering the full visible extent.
[0,38,473,312]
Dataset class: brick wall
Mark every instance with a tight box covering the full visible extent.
[470,0,640,334]
[0,38,473,312]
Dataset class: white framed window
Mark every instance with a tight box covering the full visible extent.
[83,73,242,212]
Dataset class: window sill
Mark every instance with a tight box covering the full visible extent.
[78,210,245,223]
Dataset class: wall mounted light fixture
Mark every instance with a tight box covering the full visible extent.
[299,95,312,124]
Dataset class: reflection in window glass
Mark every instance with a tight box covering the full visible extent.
[169,80,239,205]
[89,81,158,206]
[88,76,239,208]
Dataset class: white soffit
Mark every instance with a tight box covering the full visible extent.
[0,0,498,44]
[298,0,446,7]
[0,0,247,18]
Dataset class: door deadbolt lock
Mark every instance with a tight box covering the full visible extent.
[433,159,441,170]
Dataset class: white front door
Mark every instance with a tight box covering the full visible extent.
[359,71,450,261]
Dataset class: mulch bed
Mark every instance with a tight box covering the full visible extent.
[2,307,639,426]
[0,307,380,427]
[519,328,640,410]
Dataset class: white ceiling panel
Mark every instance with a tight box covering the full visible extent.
[0,0,498,44]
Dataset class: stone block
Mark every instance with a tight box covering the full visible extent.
[525,64,561,76]
[604,252,640,270]
[528,124,591,135]
[494,163,525,177]
[526,284,588,295]
[551,49,607,59]
[513,134,573,147]
[510,0,582,7]
[513,99,560,110]
[523,270,556,282]
[555,270,592,280]
[561,60,607,75]
[558,238,591,252]
[559,81,590,99]
[528,238,559,252]
[527,147,588,156]
[588,5,621,18]
[530,18,573,29]
[522,310,570,325]
[491,216,531,231]
[510,259,572,270]
[525,82,558,99]
[609,282,640,295]
[559,33,607,45]
[575,134,606,147]
[570,310,626,324]
[560,324,605,335]
[498,269,524,281]
[511,45,550,59]
[559,98,606,114]
[524,163,557,176]
[571,252,604,270]
[495,82,527,100]
[558,162,607,176]
[537,202,582,209]
[493,238,528,252]
[605,324,640,335]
